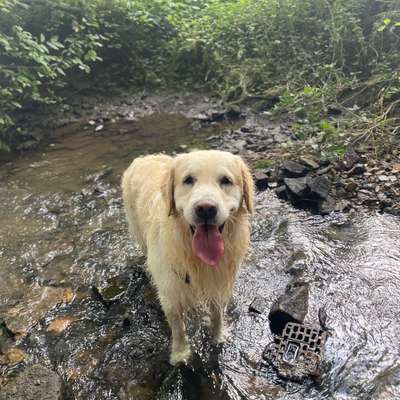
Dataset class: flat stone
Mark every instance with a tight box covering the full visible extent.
[282,160,310,178]
[317,165,332,175]
[307,175,331,199]
[283,177,309,197]
[378,175,389,182]
[299,156,319,170]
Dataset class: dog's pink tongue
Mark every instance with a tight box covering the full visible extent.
[192,224,224,266]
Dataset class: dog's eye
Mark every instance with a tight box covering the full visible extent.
[220,176,233,186]
[183,175,195,185]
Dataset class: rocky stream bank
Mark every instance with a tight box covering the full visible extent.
[1,92,399,399]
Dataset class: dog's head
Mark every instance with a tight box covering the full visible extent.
[162,150,254,266]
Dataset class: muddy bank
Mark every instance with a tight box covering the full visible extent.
[6,91,239,154]
[1,105,400,399]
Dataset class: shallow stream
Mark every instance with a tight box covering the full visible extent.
[0,113,399,399]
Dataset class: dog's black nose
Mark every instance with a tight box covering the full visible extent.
[195,203,217,221]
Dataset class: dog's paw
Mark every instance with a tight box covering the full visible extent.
[213,330,227,345]
[170,346,192,366]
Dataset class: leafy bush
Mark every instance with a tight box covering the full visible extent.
[1,0,399,150]
[0,0,104,148]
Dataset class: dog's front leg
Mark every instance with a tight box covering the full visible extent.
[210,301,226,344]
[161,299,191,365]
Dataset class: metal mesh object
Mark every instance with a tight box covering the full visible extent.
[263,322,328,381]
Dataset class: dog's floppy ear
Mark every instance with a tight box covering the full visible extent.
[238,157,255,214]
[162,162,177,217]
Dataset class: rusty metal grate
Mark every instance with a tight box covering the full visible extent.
[263,322,328,381]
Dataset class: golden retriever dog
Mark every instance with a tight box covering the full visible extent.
[121,150,254,365]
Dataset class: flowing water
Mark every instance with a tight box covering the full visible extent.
[0,113,399,399]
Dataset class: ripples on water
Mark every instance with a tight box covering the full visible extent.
[0,115,399,399]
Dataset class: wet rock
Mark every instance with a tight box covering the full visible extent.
[392,163,400,173]
[316,165,332,175]
[100,275,130,301]
[46,316,77,335]
[282,161,310,178]
[327,106,342,116]
[233,139,246,151]
[120,382,154,400]
[0,364,62,400]
[340,146,360,171]
[3,287,73,336]
[283,177,309,198]
[268,281,309,335]
[249,296,268,314]
[377,175,389,182]
[384,207,400,216]
[349,163,366,175]
[16,140,38,151]
[334,200,351,212]
[318,196,336,215]
[357,189,376,205]
[0,347,26,365]
[95,124,104,132]
[156,367,185,400]
[377,193,392,207]
[156,359,226,400]
[85,166,113,183]
[344,179,358,193]
[268,181,278,189]
[299,156,319,170]
[308,175,331,200]
[254,171,269,191]
[275,185,289,200]
[0,319,15,341]
[210,109,227,121]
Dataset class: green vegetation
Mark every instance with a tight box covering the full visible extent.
[1,0,399,151]
[254,159,276,169]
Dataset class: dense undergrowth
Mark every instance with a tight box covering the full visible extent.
[0,0,399,152]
